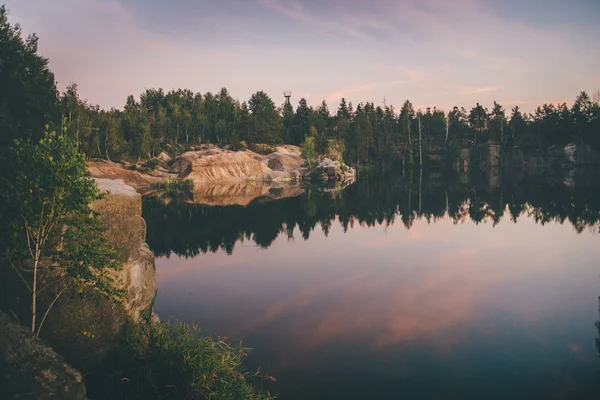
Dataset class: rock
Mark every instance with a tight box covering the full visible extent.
[563,143,600,166]
[90,179,156,320]
[92,179,143,262]
[310,158,356,182]
[87,160,176,193]
[488,144,501,167]
[37,180,155,359]
[0,312,86,400]
[157,151,172,164]
[172,149,272,183]
[89,145,356,201]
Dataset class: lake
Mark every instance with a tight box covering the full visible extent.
[144,169,600,399]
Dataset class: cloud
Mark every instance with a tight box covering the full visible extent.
[459,86,501,95]
[257,0,373,42]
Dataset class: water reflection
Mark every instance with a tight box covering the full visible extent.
[144,169,600,258]
[147,169,600,399]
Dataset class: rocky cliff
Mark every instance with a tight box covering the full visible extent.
[32,179,156,359]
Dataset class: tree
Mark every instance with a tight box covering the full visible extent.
[489,101,507,145]
[509,106,525,141]
[444,110,451,142]
[248,91,281,144]
[468,103,489,145]
[5,127,119,335]
[0,6,58,149]
[301,136,317,167]
[399,100,415,145]
[293,98,312,145]
[282,101,295,144]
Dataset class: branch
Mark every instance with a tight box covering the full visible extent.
[36,286,67,338]
[8,258,31,292]
[23,218,36,261]
[37,277,65,295]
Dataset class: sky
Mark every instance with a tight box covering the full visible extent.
[6,0,600,113]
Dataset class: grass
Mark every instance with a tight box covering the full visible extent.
[84,302,275,400]
[117,318,274,399]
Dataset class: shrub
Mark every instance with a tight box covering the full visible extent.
[140,158,160,173]
[103,312,274,400]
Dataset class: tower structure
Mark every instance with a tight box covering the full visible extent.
[284,90,291,105]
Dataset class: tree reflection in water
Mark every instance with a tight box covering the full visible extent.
[143,169,600,258]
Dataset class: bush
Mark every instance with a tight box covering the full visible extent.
[140,158,160,173]
[101,313,274,400]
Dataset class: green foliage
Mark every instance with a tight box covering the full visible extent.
[248,91,282,145]
[106,312,274,400]
[0,5,58,148]
[301,136,317,167]
[4,127,119,334]
[358,158,378,174]
[248,143,276,155]
[2,5,600,172]
[140,158,160,173]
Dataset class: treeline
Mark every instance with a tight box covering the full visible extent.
[3,5,600,169]
[143,171,600,258]
[51,85,600,169]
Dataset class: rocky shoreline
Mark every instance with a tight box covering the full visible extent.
[88,144,356,205]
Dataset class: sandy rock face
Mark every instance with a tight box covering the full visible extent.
[87,160,175,192]
[172,149,272,183]
[172,145,310,184]
[91,179,155,321]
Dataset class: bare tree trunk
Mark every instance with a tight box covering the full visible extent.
[105,119,111,161]
[418,114,423,168]
[31,256,38,333]
[445,115,450,142]
[418,114,423,216]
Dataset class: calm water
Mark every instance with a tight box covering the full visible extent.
[144,170,600,399]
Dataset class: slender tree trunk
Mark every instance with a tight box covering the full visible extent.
[418,114,423,216]
[105,119,111,161]
[96,128,101,156]
[31,248,39,333]
[418,115,423,169]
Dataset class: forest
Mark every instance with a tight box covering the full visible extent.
[2,5,600,171]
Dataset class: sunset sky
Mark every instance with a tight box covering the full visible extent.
[7,0,600,113]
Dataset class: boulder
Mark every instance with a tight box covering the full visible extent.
[0,312,86,400]
[310,158,356,182]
